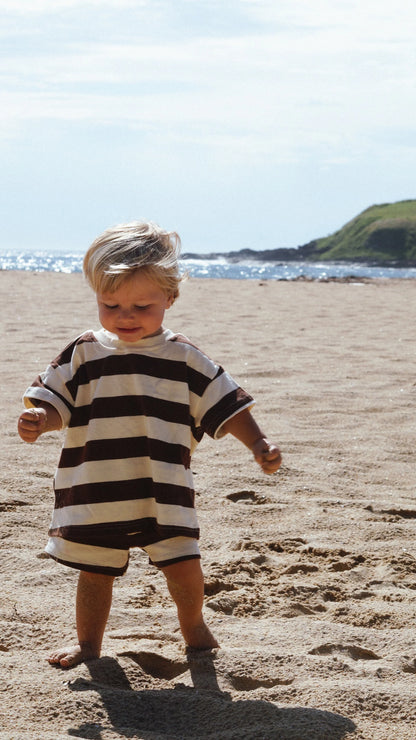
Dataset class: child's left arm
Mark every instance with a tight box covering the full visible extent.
[220,408,282,475]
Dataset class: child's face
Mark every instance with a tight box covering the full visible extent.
[96,271,173,342]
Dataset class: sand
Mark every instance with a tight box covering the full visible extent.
[1,270,415,740]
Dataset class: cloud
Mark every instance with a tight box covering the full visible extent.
[0,0,142,10]
[0,0,415,169]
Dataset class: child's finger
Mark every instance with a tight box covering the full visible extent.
[260,447,282,473]
[264,446,281,462]
[21,409,40,422]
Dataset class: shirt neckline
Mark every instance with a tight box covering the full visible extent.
[94,327,174,350]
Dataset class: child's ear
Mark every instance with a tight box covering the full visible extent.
[166,294,174,308]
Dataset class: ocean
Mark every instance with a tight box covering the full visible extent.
[1,249,416,280]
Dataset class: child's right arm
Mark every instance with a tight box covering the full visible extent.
[18,402,62,444]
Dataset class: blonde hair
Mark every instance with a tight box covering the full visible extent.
[83,221,183,301]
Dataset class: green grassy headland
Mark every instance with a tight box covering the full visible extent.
[183,200,416,265]
[305,200,416,264]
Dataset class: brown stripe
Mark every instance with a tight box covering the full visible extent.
[59,436,191,468]
[50,332,97,368]
[66,353,217,403]
[69,395,191,427]
[200,388,253,438]
[49,521,199,545]
[151,553,201,568]
[53,478,195,508]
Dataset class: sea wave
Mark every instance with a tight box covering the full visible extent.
[1,250,416,280]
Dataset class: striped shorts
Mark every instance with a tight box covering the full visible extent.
[44,534,201,576]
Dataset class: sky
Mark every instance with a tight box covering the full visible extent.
[0,0,415,254]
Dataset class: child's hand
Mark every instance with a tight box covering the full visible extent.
[18,408,47,443]
[252,438,282,475]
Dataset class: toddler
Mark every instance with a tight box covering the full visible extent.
[18,220,281,668]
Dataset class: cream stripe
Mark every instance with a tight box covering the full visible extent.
[75,374,189,406]
[64,416,191,449]
[45,537,128,569]
[144,536,200,563]
[55,458,193,489]
[50,498,199,530]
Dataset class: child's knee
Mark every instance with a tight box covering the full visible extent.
[79,570,115,586]
[162,560,205,611]
[162,558,203,587]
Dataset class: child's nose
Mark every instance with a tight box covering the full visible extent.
[119,307,134,319]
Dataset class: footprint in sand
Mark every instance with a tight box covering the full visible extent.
[308,643,381,661]
[227,672,294,691]
[204,579,237,597]
[119,651,188,680]
[267,538,307,553]
[226,491,269,504]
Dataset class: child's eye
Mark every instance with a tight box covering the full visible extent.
[135,305,151,311]
[104,304,118,310]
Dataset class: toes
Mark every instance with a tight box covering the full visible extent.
[47,644,98,669]
[47,652,64,664]
[59,656,74,668]
[47,647,81,668]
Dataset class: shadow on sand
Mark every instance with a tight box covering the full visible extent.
[67,653,356,740]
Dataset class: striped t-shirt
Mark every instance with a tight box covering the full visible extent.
[23,328,254,549]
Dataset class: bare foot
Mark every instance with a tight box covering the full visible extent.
[48,643,99,669]
[182,618,219,650]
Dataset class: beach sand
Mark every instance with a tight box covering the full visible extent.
[1,270,415,740]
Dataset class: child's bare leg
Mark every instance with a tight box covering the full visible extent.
[161,559,219,649]
[48,570,114,668]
